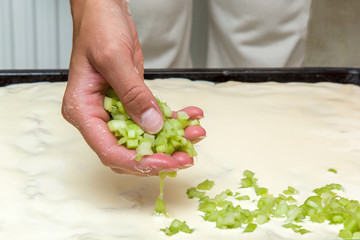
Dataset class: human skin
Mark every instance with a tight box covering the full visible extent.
[62,0,206,176]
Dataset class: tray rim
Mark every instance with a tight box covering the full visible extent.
[0,67,359,86]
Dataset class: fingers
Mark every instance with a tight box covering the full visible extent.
[66,106,194,177]
[184,126,206,143]
[135,153,180,174]
[172,106,204,120]
[111,168,146,177]
[95,55,163,135]
[90,36,163,135]
[171,106,206,143]
[78,116,184,174]
[112,151,194,176]
[172,152,194,168]
[110,152,193,176]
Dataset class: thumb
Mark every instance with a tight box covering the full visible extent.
[94,53,164,134]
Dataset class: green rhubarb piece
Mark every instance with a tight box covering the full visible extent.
[127,129,136,139]
[344,217,360,233]
[286,207,302,222]
[282,223,310,235]
[257,196,276,210]
[339,198,350,206]
[244,223,257,233]
[241,177,254,188]
[176,129,185,136]
[305,196,322,209]
[156,144,167,154]
[126,139,138,149]
[198,202,217,213]
[235,195,250,201]
[213,191,230,205]
[255,187,268,196]
[282,223,302,229]
[296,228,311,235]
[143,133,155,143]
[155,172,170,215]
[196,179,215,191]
[352,232,360,239]
[275,200,288,217]
[310,214,325,223]
[107,119,126,132]
[243,170,255,178]
[168,219,182,233]
[154,197,166,214]
[221,212,236,227]
[333,215,345,223]
[115,101,125,113]
[186,187,205,199]
[161,219,194,236]
[179,221,194,234]
[283,186,299,195]
[339,229,353,239]
[327,183,343,191]
[105,88,119,100]
[255,214,268,224]
[189,119,200,126]
[167,172,177,178]
[286,196,297,203]
[104,96,116,112]
[117,137,127,145]
[177,111,190,120]
[135,141,153,162]
[217,200,233,208]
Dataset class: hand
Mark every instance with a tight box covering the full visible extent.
[62,0,206,176]
[111,107,206,176]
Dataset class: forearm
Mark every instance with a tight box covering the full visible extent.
[69,0,87,25]
[70,0,130,32]
[70,0,129,18]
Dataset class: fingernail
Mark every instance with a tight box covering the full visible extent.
[140,108,163,134]
[180,164,194,169]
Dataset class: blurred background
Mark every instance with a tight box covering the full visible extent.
[0,0,359,69]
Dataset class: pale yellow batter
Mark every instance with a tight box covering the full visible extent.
[0,79,360,239]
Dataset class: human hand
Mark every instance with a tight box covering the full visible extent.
[62,0,206,176]
[111,106,206,176]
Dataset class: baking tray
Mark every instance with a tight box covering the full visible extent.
[0,68,359,86]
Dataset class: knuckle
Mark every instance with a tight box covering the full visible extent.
[97,151,114,167]
[61,97,73,122]
[121,85,146,112]
[61,103,69,121]
[92,37,133,67]
[95,43,122,65]
[61,91,80,128]
[100,158,112,167]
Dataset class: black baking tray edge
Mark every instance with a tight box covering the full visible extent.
[0,68,359,87]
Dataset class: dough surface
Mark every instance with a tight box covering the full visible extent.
[1,79,360,239]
